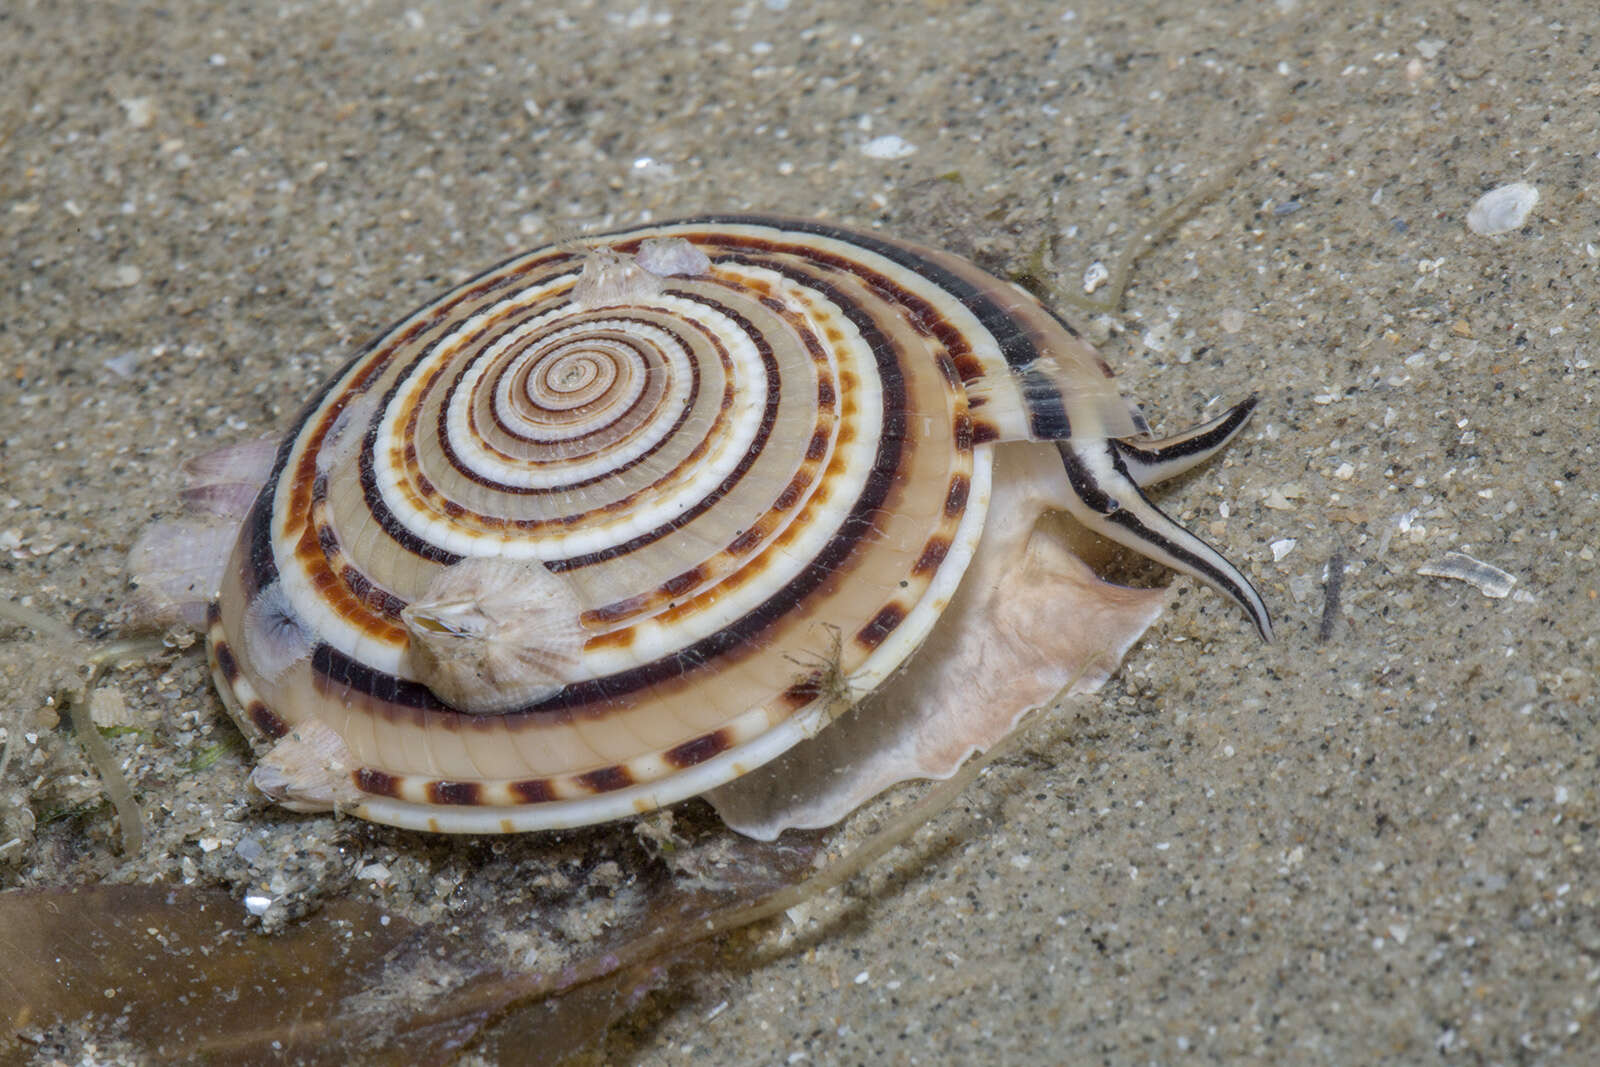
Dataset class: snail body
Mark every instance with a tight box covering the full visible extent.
[180,215,1269,833]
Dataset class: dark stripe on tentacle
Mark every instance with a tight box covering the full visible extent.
[1056,438,1273,641]
[1114,396,1258,488]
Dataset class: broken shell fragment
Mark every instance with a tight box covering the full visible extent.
[1466,182,1539,235]
[1418,550,1517,598]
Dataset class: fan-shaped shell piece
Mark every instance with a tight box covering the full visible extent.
[201,216,1271,833]
[399,556,585,713]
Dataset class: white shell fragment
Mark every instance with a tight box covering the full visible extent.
[569,247,665,306]
[88,686,135,729]
[1082,261,1109,294]
[1417,551,1517,599]
[634,236,711,278]
[1466,182,1539,235]
[861,134,917,159]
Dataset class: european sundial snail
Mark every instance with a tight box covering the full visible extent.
[130,215,1272,837]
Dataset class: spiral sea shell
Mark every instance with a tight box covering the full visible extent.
[186,215,1270,833]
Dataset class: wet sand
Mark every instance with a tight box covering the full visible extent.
[3,0,1597,1062]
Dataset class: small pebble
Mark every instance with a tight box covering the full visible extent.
[101,265,143,290]
[357,862,392,887]
[1466,182,1539,235]
[104,351,143,378]
[233,836,265,864]
[1082,261,1109,294]
[119,96,155,128]
[1262,489,1296,511]
[861,135,916,160]
[87,687,133,728]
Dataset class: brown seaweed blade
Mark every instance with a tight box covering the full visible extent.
[0,616,1091,1064]
[0,885,456,1064]
[0,833,826,1064]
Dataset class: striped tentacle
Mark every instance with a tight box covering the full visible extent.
[1114,396,1258,488]
[1054,432,1273,641]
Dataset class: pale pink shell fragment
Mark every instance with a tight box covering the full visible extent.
[180,437,278,487]
[251,719,363,813]
[128,519,245,627]
[128,439,275,626]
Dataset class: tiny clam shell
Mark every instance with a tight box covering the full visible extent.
[1466,181,1539,235]
[136,216,1270,834]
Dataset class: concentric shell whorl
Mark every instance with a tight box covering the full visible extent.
[208,216,1156,832]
